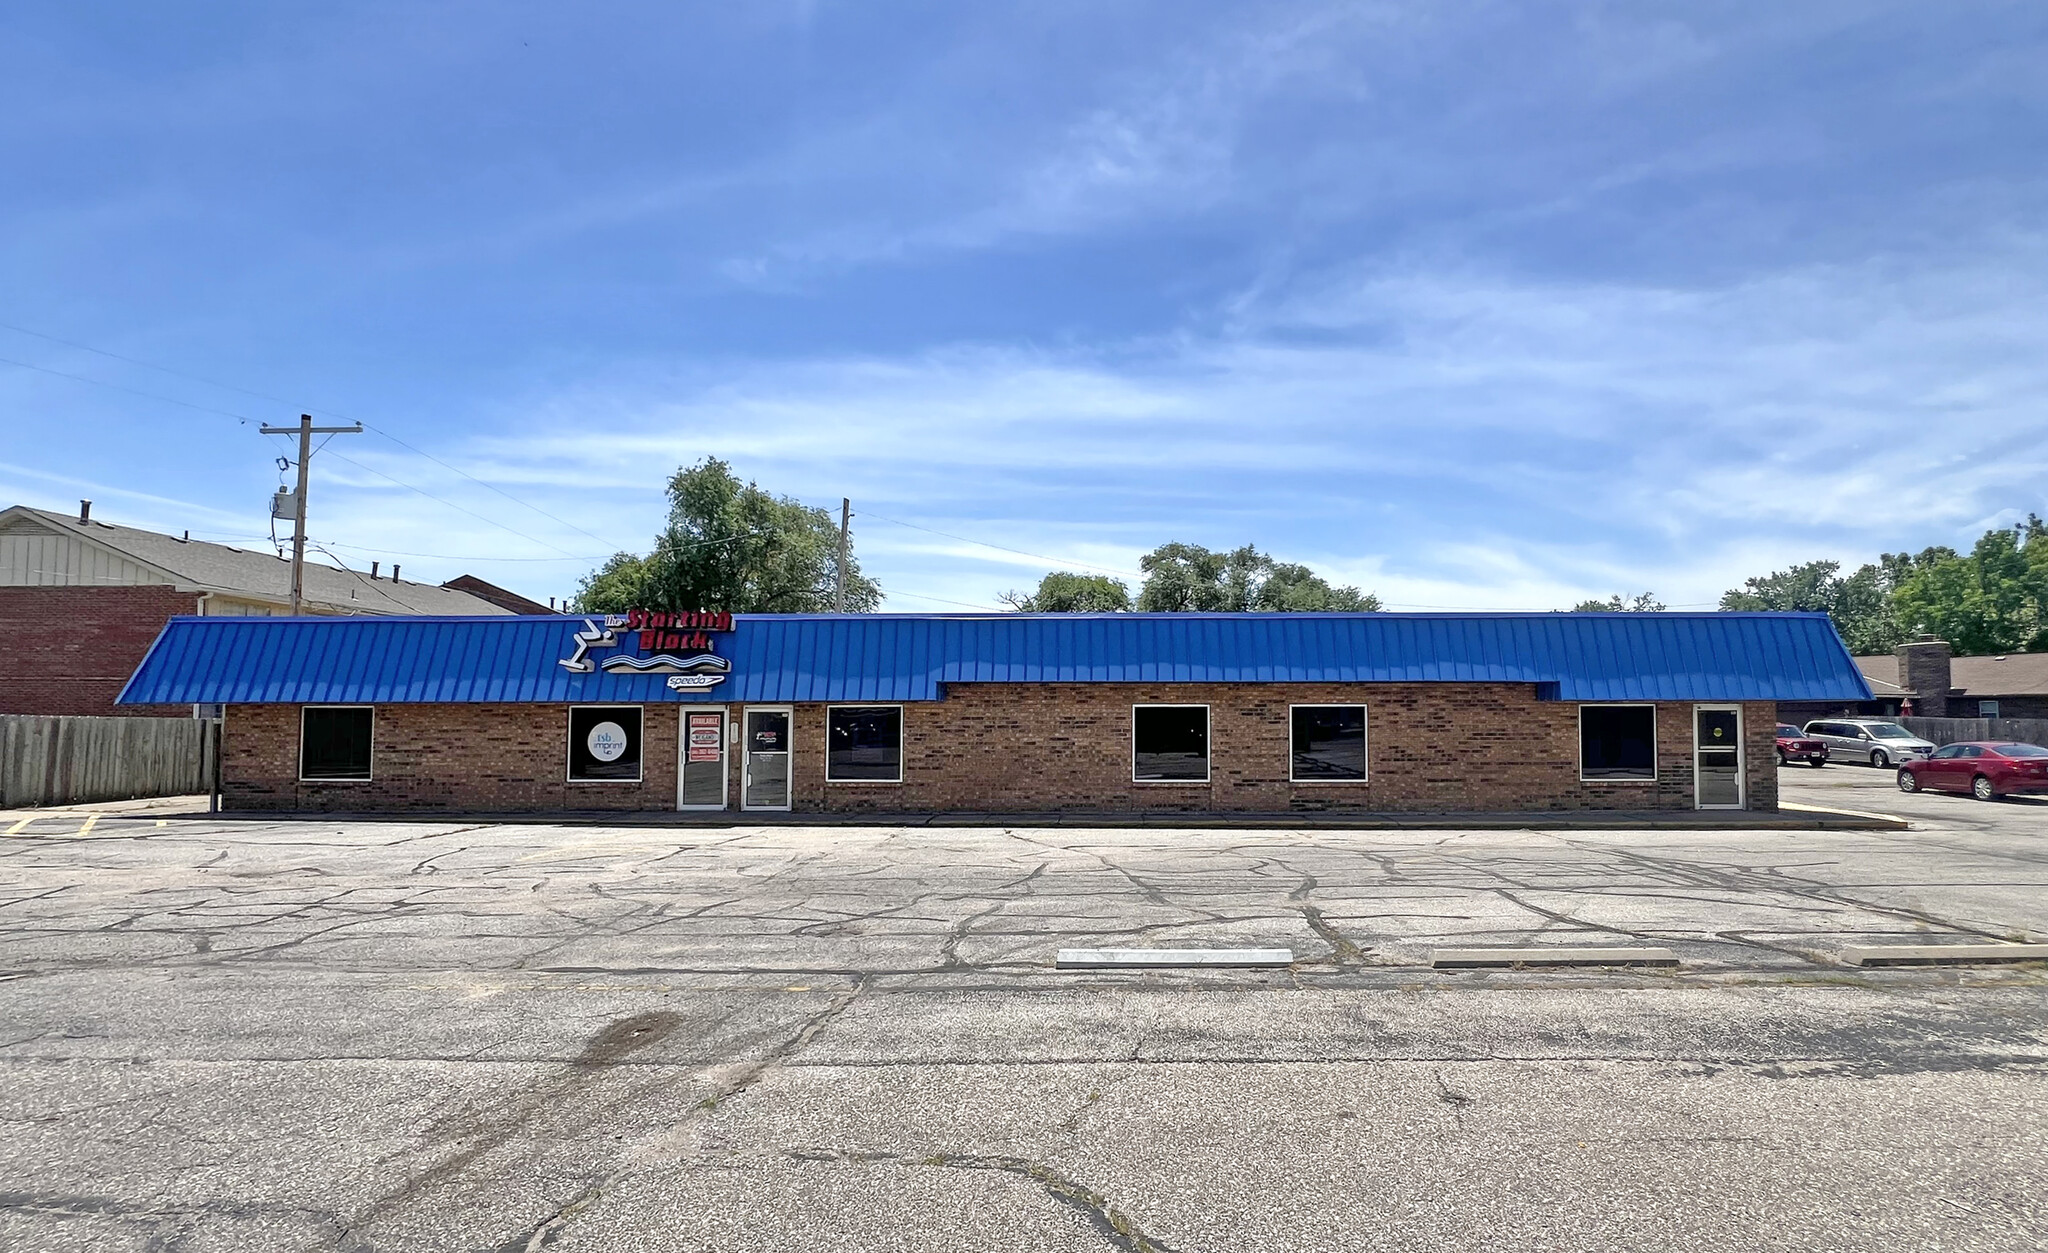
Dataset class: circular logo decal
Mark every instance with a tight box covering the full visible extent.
[586,721,629,762]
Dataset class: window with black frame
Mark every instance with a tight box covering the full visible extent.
[300,707,373,781]
[1133,705,1209,782]
[1291,705,1367,781]
[568,706,643,782]
[827,705,903,782]
[1580,705,1656,780]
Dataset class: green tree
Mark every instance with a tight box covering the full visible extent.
[1892,518,2048,654]
[1000,571,1132,612]
[1720,559,1905,654]
[1135,543,1380,612]
[573,458,881,614]
[1570,593,1666,612]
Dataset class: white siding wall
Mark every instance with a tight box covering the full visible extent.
[0,527,165,587]
[202,597,281,616]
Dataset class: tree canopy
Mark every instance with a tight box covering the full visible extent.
[1135,543,1380,613]
[1001,543,1379,614]
[999,571,1132,612]
[1570,593,1666,613]
[572,458,880,614]
[1719,515,2048,656]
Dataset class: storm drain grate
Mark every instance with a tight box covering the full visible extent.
[1432,946,1679,969]
[1055,948,1294,969]
[1843,943,2048,967]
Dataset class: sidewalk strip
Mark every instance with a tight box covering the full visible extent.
[1432,946,1679,969]
[1056,948,1294,969]
[1843,943,2048,967]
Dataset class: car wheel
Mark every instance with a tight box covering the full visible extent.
[1777,749,1789,766]
[1870,749,1889,769]
[1972,774,1998,801]
[1896,769,1919,793]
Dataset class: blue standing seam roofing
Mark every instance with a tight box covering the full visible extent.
[117,611,1873,706]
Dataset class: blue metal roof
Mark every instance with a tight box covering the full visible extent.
[118,611,1873,706]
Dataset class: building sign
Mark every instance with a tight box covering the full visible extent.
[586,721,631,761]
[686,711,723,762]
[558,609,735,691]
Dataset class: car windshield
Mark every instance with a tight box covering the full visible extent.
[1993,743,2048,758]
[1777,725,1802,737]
[1865,725,1917,739]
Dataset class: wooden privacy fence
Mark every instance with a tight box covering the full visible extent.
[0,715,214,808]
[1901,716,2048,749]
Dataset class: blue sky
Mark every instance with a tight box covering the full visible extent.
[4,2,2045,611]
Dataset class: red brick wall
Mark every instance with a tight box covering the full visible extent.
[0,586,198,716]
[222,685,1779,814]
[222,703,679,812]
[799,684,1776,814]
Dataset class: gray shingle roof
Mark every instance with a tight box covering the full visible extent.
[6,506,509,615]
[1853,652,2048,698]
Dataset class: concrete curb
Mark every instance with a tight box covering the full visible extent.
[1432,946,1681,969]
[1844,943,2048,967]
[166,807,1908,831]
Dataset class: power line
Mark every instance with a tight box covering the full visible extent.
[0,319,632,551]
[303,541,419,614]
[191,532,593,562]
[860,510,1142,579]
[0,347,615,562]
[883,588,1009,611]
[0,353,260,424]
[318,449,592,559]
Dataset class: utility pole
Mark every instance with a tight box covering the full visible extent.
[836,497,851,613]
[259,413,362,614]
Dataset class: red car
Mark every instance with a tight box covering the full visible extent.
[1775,723,1828,767]
[1897,742,2048,800]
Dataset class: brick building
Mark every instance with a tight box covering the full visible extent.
[0,502,533,715]
[119,610,1869,816]
[1777,638,2048,723]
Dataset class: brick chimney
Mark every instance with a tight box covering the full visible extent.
[1895,636,1954,717]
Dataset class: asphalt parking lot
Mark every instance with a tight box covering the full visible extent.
[3,773,2044,1252]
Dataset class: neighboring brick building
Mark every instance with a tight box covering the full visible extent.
[1778,637,2048,723]
[120,611,1866,816]
[0,501,524,715]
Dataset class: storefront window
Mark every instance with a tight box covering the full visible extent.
[1581,705,1656,781]
[568,706,643,782]
[300,707,372,781]
[1133,705,1209,782]
[827,705,903,782]
[1291,705,1367,781]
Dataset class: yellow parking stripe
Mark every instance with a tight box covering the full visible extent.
[4,815,34,835]
[78,814,100,837]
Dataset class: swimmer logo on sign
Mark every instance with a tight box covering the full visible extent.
[557,610,734,690]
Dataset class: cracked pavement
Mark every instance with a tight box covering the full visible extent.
[2,767,2045,1251]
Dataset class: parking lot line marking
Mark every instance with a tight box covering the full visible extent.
[1779,800,1910,825]
[1056,948,1294,969]
[4,816,34,836]
[1843,943,2048,967]
[77,814,100,837]
[1432,946,1679,969]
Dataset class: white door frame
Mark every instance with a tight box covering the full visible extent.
[1693,703,1745,810]
[677,705,729,811]
[741,705,794,812]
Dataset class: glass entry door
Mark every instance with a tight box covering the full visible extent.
[1694,706,1743,809]
[742,707,792,811]
[678,708,727,810]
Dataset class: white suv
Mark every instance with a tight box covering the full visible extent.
[1801,720,1936,768]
